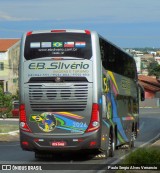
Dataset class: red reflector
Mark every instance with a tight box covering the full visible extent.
[22,141,29,146]
[85,30,91,35]
[34,138,39,142]
[78,138,84,142]
[51,30,66,33]
[90,141,97,147]
[26,31,32,36]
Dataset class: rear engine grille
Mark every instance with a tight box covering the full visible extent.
[29,84,89,111]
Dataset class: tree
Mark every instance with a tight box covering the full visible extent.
[0,86,3,107]
[12,89,19,100]
[0,86,13,118]
[147,61,160,78]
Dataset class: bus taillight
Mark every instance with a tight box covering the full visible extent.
[19,104,31,132]
[26,31,32,36]
[51,30,66,33]
[85,103,100,133]
[85,30,91,35]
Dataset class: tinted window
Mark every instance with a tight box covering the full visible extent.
[24,33,92,60]
[100,38,137,79]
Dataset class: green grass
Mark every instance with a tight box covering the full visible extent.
[122,147,160,164]
[0,124,19,133]
[116,147,160,173]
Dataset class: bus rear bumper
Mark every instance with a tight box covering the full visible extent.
[20,131,101,152]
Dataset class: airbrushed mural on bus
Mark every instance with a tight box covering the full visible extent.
[19,29,144,158]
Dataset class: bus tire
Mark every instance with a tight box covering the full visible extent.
[129,127,135,149]
[135,123,138,139]
[106,130,115,157]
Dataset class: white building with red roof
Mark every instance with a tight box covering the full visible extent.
[0,39,20,94]
[138,75,160,99]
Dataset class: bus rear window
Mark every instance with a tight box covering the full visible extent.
[24,33,92,60]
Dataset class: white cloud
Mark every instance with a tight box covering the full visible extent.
[0,0,160,23]
[0,12,37,21]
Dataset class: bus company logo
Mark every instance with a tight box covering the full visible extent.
[51,62,90,70]
[55,77,61,82]
[30,113,57,132]
[29,62,90,70]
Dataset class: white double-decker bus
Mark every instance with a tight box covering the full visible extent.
[19,29,144,158]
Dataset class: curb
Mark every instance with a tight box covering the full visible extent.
[111,133,160,165]
[0,118,19,121]
[0,130,19,135]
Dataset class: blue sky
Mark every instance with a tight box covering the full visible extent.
[0,0,160,48]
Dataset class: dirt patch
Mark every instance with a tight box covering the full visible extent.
[0,133,19,142]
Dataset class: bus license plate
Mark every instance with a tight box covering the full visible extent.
[51,141,66,147]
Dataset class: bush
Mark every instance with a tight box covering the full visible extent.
[0,86,13,118]
[116,147,160,173]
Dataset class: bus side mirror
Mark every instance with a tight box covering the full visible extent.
[138,84,145,101]
[141,89,145,101]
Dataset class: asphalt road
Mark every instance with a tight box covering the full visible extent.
[136,108,160,147]
[0,108,160,172]
[0,118,18,126]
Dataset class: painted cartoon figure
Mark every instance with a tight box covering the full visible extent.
[30,113,56,132]
[30,112,86,133]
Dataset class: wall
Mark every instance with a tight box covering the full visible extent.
[145,89,155,99]
[0,41,20,94]
[134,56,141,74]
[0,52,9,92]
[8,41,20,94]
[140,98,160,108]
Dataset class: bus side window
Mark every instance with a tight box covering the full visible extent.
[100,38,107,69]
[99,37,137,80]
[100,45,105,62]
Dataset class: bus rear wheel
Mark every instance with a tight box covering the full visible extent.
[129,130,135,149]
[106,132,115,157]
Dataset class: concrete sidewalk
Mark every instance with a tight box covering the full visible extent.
[151,139,160,147]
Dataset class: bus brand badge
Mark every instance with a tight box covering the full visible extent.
[55,77,61,83]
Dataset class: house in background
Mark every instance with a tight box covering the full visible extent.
[138,75,160,99]
[0,39,20,94]
[155,57,160,65]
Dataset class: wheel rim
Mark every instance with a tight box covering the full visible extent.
[107,134,114,157]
